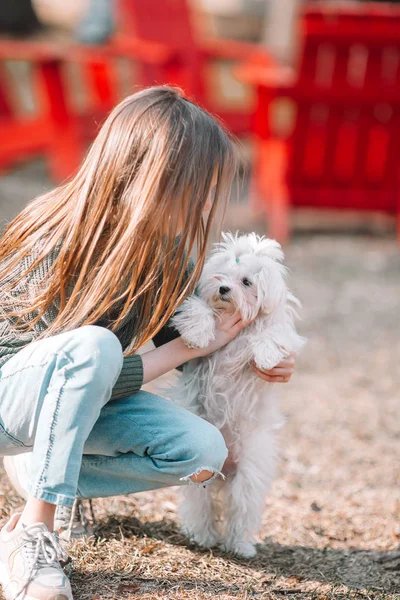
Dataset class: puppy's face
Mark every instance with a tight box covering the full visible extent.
[198,233,288,321]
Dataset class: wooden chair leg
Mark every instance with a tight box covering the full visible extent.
[0,64,12,117]
[86,58,119,114]
[397,192,400,245]
[37,59,83,182]
[266,182,290,244]
[0,64,13,175]
[249,137,269,216]
[257,138,290,243]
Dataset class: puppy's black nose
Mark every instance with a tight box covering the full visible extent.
[219,286,231,295]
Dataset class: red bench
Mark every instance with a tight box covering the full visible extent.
[0,37,176,181]
[238,2,400,242]
[0,0,272,182]
[0,42,76,181]
[116,0,270,135]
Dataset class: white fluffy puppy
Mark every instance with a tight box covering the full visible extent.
[170,232,305,558]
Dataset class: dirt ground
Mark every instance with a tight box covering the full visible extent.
[0,162,399,599]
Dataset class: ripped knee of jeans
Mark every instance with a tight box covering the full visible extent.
[180,467,226,488]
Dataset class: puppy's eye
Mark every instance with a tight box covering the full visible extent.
[242,278,252,287]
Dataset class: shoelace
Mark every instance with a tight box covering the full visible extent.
[15,524,68,600]
[59,498,95,540]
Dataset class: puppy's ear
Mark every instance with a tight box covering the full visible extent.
[258,262,287,315]
[255,238,284,263]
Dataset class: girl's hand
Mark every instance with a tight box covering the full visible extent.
[197,311,249,357]
[252,353,296,383]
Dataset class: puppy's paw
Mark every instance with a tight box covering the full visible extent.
[222,539,257,558]
[171,296,216,349]
[253,355,280,371]
[182,525,219,548]
[252,342,288,371]
[181,329,215,349]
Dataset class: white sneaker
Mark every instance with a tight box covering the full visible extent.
[3,456,95,543]
[0,512,73,600]
[53,501,95,543]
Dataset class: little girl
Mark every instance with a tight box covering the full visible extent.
[0,86,295,600]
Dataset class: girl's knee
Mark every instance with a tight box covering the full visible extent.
[189,468,215,483]
[186,424,228,480]
[63,325,123,390]
[71,325,123,372]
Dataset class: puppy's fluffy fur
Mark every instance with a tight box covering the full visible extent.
[170,233,305,558]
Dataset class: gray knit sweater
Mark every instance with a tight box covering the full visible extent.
[0,241,188,399]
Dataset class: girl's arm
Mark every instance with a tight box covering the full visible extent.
[141,311,247,385]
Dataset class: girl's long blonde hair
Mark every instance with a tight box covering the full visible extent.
[0,86,238,352]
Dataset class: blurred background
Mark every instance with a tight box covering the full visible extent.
[0,1,400,599]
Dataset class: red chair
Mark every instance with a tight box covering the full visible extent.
[0,37,175,181]
[0,0,270,181]
[238,2,400,242]
[116,0,271,135]
[0,42,79,181]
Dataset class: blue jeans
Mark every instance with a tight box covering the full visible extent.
[0,326,227,507]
